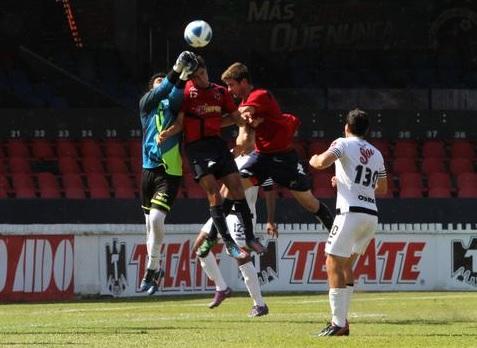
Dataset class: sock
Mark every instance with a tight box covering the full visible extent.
[329,288,347,327]
[144,214,151,255]
[146,209,166,271]
[314,201,334,231]
[208,199,234,240]
[210,205,233,242]
[199,253,228,291]
[234,199,255,241]
[239,262,265,306]
[344,283,354,319]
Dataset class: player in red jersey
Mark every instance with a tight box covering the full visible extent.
[158,56,265,258]
[220,62,334,231]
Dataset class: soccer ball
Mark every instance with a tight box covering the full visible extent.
[184,20,212,48]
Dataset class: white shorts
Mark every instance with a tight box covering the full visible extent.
[325,212,378,258]
[201,212,248,249]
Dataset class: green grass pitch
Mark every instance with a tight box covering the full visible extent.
[1,292,476,347]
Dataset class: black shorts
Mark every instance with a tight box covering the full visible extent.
[240,149,311,192]
[185,136,238,181]
[141,166,181,214]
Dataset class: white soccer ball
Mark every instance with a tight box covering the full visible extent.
[184,20,212,48]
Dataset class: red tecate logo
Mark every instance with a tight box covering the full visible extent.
[283,239,426,284]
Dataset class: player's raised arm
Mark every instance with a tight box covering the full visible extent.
[309,151,338,170]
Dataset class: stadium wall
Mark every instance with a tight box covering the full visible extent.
[1,224,476,301]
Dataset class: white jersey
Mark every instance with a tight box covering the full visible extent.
[327,137,386,213]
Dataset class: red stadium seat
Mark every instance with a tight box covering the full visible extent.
[449,158,473,176]
[111,173,135,190]
[38,172,61,198]
[15,187,36,198]
[312,187,336,198]
[181,155,192,174]
[370,139,391,159]
[80,139,102,158]
[421,158,446,175]
[0,160,6,175]
[292,141,307,160]
[86,173,110,198]
[130,156,142,174]
[376,177,394,198]
[428,187,451,198]
[399,172,422,190]
[64,187,86,199]
[458,186,477,198]
[450,140,474,159]
[422,140,445,159]
[104,139,127,158]
[399,187,422,198]
[186,185,206,198]
[58,157,81,174]
[392,158,418,175]
[457,172,477,189]
[106,157,129,174]
[115,186,136,199]
[394,140,417,159]
[6,139,29,157]
[9,157,31,173]
[57,139,79,157]
[82,156,105,174]
[128,138,142,158]
[312,172,334,189]
[308,139,330,157]
[62,174,84,189]
[31,139,55,160]
[0,175,10,198]
[428,172,452,190]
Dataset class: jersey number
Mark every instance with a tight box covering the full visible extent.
[354,165,378,188]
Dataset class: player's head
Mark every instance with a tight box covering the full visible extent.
[221,62,252,98]
[190,55,209,88]
[345,108,369,138]
[148,72,166,90]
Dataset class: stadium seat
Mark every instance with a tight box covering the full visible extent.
[181,156,192,174]
[399,172,422,190]
[15,187,36,198]
[130,156,142,174]
[394,140,418,159]
[11,173,35,198]
[458,186,477,198]
[0,160,6,175]
[37,172,61,198]
[0,175,10,198]
[376,177,394,198]
[392,158,418,174]
[428,187,452,198]
[428,172,452,190]
[422,140,445,159]
[292,141,307,160]
[80,139,102,158]
[312,172,334,190]
[399,187,422,198]
[31,139,55,159]
[82,156,105,173]
[111,173,135,191]
[312,187,335,198]
[62,173,84,189]
[115,186,136,199]
[449,158,473,176]
[106,157,129,174]
[450,140,474,159]
[370,139,391,159]
[57,139,79,157]
[127,138,142,158]
[9,157,31,173]
[421,158,446,175]
[86,173,111,198]
[308,139,331,158]
[186,185,206,198]
[6,139,29,157]
[104,139,127,157]
[457,172,477,189]
[64,187,86,199]
[58,157,81,174]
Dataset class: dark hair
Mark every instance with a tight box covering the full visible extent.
[196,55,206,70]
[148,72,166,90]
[346,108,369,137]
